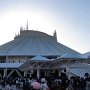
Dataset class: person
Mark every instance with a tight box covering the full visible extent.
[61,71,69,90]
[86,76,90,90]
[31,81,41,90]
[5,83,11,90]
[40,78,49,90]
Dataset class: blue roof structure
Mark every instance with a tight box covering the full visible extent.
[0,30,79,56]
[0,63,23,68]
[30,55,49,61]
[60,53,85,59]
[81,52,90,58]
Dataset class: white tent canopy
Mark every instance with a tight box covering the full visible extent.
[30,55,49,61]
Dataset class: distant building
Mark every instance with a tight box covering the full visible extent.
[0,24,90,78]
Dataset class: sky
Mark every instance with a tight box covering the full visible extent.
[0,0,90,54]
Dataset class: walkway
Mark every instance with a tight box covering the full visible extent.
[0,85,23,90]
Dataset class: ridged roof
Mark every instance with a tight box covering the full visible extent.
[60,53,84,59]
[0,30,79,56]
[81,52,90,58]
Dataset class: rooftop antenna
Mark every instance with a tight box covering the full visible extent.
[26,20,28,30]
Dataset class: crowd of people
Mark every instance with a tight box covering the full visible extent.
[0,72,90,90]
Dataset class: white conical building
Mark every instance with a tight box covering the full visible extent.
[0,25,89,78]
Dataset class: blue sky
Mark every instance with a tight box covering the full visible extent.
[0,0,90,53]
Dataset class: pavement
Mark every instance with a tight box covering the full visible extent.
[0,85,23,90]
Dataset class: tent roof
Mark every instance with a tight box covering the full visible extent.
[60,53,85,59]
[30,55,49,61]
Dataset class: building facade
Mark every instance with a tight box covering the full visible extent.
[0,26,90,78]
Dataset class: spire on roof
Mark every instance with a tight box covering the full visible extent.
[20,26,23,31]
[53,30,57,41]
[26,20,28,30]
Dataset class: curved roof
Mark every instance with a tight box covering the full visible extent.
[0,30,79,56]
[60,53,85,59]
[81,52,90,58]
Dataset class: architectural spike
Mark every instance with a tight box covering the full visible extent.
[15,33,17,37]
[20,26,23,31]
[53,30,57,41]
[26,20,28,30]
[18,32,19,36]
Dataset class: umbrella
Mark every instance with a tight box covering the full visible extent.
[31,81,40,89]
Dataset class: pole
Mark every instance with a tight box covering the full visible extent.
[5,50,8,77]
[4,49,9,78]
